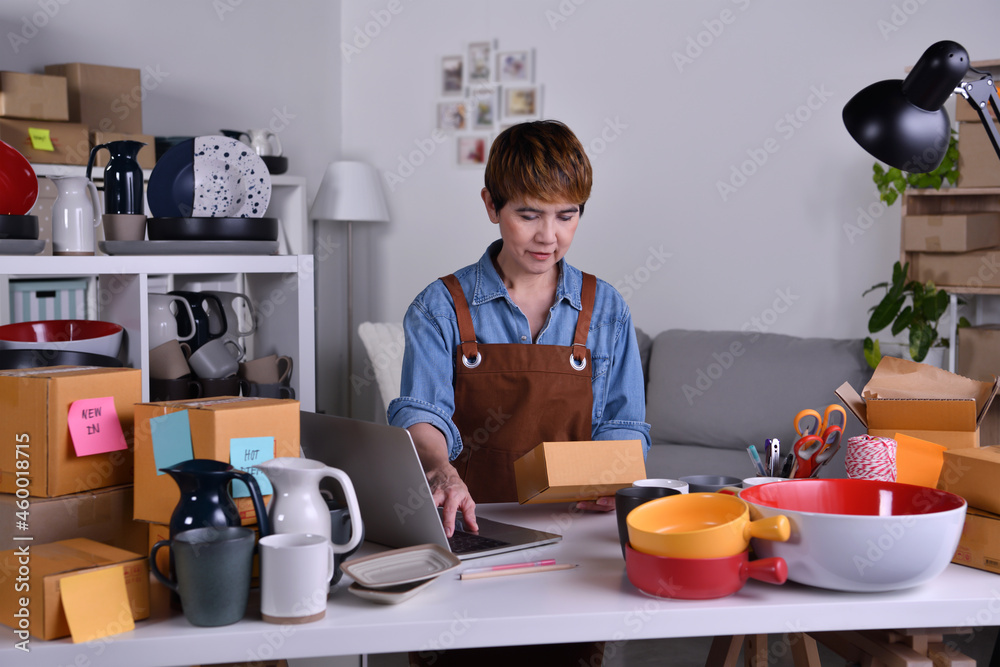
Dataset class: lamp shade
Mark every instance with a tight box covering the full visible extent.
[310,161,389,222]
[843,41,969,173]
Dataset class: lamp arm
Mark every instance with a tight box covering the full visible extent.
[957,76,1000,162]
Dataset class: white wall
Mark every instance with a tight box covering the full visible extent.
[0,0,342,204]
[341,0,1000,340]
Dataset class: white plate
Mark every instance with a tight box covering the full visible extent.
[0,239,44,255]
[193,136,271,218]
[340,544,461,588]
[347,578,437,605]
[99,240,278,256]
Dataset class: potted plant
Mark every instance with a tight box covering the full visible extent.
[872,131,959,205]
[862,261,968,369]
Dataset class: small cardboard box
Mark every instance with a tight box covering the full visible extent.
[0,484,147,554]
[910,249,1000,289]
[133,397,300,525]
[835,356,999,450]
[0,537,149,640]
[45,63,143,134]
[902,213,1000,252]
[952,506,1000,574]
[958,120,1000,189]
[938,445,1000,515]
[0,367,141,497]
[513,440,646,504]
[0,71,68,121]
[0,118,90,165]
[90,131,156,169]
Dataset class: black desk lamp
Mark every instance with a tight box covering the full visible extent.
[843,40,1000,173]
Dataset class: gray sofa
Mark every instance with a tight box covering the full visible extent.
[635,329,874,481]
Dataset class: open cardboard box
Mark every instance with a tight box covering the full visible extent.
[835,356,999,450]
[513,440,646,504]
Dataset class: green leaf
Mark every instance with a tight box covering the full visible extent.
[862,281,890,298]
[864,337,882,370]
[869,293,905,333]
[891,306,913,336]
[909,324,937,362]
[958,316,972,328]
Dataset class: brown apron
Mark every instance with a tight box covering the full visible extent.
[440,272,597,503]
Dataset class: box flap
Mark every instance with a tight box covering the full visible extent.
[835,381,867,428]
[867,398,978,431]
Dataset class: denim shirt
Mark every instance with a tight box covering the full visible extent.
[388,240,651,460]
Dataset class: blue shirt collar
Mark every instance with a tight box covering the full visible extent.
[471,239,582,310]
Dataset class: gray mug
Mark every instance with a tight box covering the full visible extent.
[150,526,255,627]
[240,379,295,399]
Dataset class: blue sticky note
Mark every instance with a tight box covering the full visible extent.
[230,436,274,498]
[150,411,194,476]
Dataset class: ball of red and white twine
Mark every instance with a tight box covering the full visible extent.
[845,435,897,481]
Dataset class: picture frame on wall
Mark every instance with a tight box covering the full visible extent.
[437,101,467,131]
[467,41,491,84]
[502,85,541,121]
[457,136,488,167]
[441,55,464,96]
[469,91,496,130]
[496,50,533,83]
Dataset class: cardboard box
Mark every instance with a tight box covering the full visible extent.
[133,397,300,525]
[0,537,149,640]
[910,249,1000,289]
[0,71,68,121]
[902,213,1000,252]
[0,367,141,497]
[952,506,1000,574]
[0,485,147,554]
[958,120,1000,189]
[0,118,90,165]
[958,326,1000,382]
[90,131,156,169]
[45,63,143,134]
[513,440,646,504]
[836,356,999,450]
[938,445,1000,515]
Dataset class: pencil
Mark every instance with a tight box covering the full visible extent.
[460,563,578,580]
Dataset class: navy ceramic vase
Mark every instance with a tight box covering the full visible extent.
[161,459,271,540]
[86,140,145,215]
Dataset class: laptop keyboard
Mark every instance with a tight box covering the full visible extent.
[448,529,510,554]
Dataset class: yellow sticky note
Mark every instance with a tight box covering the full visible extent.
[27,127,55,151]
[59,565,135,643]
[894,433,947,488]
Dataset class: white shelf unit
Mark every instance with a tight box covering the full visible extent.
[0,255,315,410]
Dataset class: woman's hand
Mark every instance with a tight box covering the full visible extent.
[408,423,478,537]
[575,496,615,512]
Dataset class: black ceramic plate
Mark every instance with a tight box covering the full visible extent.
[0,349,124,370]
[0,214,39,240]
[147,139,195,218]
[146,217,279,241]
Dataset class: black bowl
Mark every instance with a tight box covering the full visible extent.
[0,214,39,240]
[147,217,279,241]
[261,155,288,175]
[0,349,125,370]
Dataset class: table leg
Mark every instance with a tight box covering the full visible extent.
[706,635,745,667]
[789,633,822,667]
[745,634,769,667]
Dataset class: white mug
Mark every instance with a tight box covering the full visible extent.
[148,294,197,348]
[259,533,334,624]
[633,478,690,494]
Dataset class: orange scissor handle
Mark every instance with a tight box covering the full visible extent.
[794,409,822,437]
[821,405,847,433]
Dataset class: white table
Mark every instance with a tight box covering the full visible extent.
[5,503,1000,667]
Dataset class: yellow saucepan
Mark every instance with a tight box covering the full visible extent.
[626,492,790,559]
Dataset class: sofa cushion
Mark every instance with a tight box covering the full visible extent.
[645,329,872,451]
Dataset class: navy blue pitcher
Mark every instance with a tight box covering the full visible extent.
[86,140,145,215]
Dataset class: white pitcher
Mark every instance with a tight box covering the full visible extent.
[50,176,101,256]
[238,129,282,157]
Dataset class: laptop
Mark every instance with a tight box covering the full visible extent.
[299,411,562,560]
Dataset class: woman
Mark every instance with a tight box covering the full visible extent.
[388,120,651,538]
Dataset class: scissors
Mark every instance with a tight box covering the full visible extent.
[791,424,842,479]
[794,404,847,438]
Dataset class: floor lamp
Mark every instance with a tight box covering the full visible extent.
[310,161,390,416]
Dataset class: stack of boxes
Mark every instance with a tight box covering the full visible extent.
[0,63,156,255]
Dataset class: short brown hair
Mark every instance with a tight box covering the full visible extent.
[484,120,593,214]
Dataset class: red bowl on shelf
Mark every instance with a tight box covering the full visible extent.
[0,140,38,215]
[625,544,787,600]
[0,320,124,358]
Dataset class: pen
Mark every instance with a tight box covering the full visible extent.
[461,559,556,575]
[746,445,767,477]
[460,563,578,580]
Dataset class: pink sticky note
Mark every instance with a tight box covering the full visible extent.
[68,397,128,457]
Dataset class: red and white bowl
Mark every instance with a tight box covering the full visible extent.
[0,320,124,358]
[739,478,966,592]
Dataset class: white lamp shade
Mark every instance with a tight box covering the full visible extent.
[310,161,390,222]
